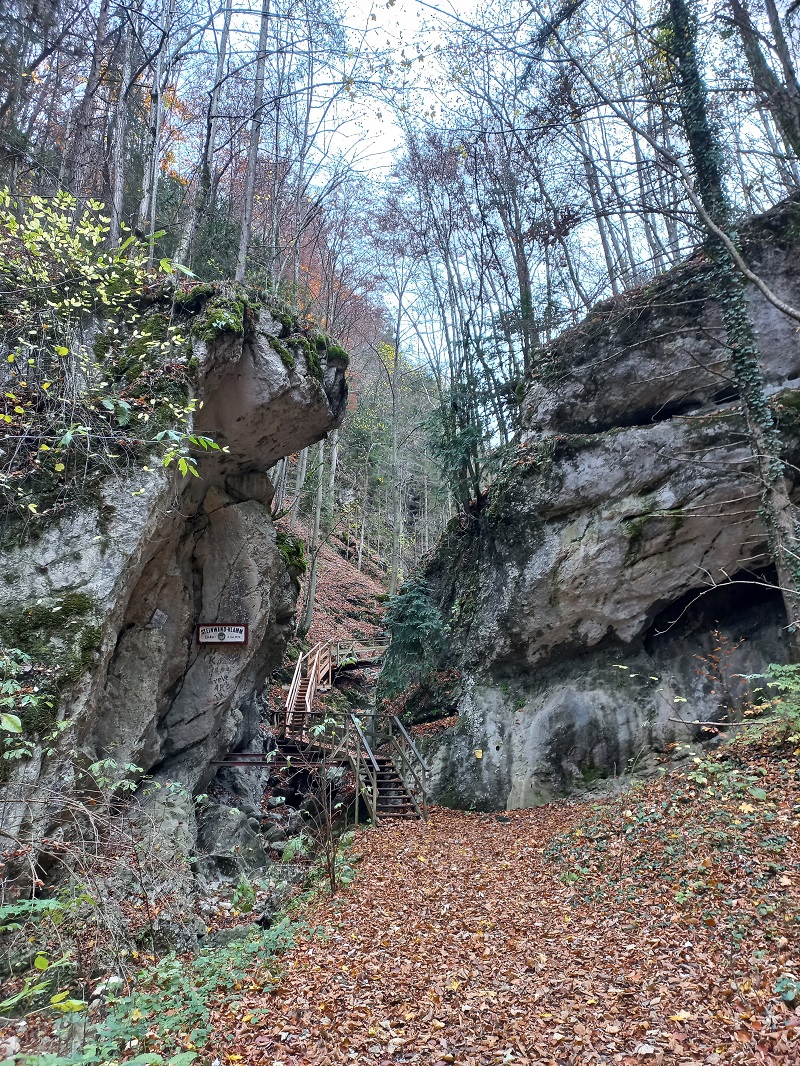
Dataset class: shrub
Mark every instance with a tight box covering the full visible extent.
[0,189,219,533]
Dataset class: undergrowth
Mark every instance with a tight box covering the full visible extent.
[13,921,295,1066]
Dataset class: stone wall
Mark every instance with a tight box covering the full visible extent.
[412,199,800,810]
[0,303,347,877]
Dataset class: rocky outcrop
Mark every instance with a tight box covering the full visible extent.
[0,299,347,888]
[407,201,800,810]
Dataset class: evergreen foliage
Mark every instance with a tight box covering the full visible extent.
[381,579,449,695]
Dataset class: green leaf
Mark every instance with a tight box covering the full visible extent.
[50,996,85,1012]
[0,712,22,733]
[168,1053,197,1066]
[748,787,768,801]
[34,954,49,971]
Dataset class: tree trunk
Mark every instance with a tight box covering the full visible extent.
[389,341,402,596]
[572,112,620,294]
[136,0,175,266]
[301,440,326,634]
[289,447,308,532]
[729,0,800,160]
[325,427,339,527]
[271,457,286,513]
[176,0,231,268]
[63,0,111,196]
[236,0,270,282]
[108,14,133,246]
[671,0,800,645]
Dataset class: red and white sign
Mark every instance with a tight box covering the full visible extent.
[196,624,249,645]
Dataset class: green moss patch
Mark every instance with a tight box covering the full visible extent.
[268,335,295,370]
[326,343,349,368]
[276,531,308,575]
[172,283,215,314]
[0,592,101,732]
[193,295,247,342]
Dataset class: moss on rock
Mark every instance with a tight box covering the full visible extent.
[276,530,308,575]
[268,335,296,370]
[173,283,215,314]
[0,592,102,732]
[193,295,247,342]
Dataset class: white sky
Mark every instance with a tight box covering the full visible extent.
[338,0,479,176]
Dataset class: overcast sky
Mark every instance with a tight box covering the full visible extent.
[338,0,480,175]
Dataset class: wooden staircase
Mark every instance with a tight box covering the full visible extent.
[272,639,428,825]
[375,756,417,819]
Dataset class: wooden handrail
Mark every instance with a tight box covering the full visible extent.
[393,715,429,773]
[350,714,379,826]
[285,639,392,725]
[277,638,428,824]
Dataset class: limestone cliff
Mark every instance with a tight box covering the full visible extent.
[0,293,347,883]
[401,199,800,810]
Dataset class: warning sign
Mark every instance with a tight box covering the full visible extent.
[196,624,249,645]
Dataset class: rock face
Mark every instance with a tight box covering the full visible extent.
[0,305,346,877]
[412,202,800,810]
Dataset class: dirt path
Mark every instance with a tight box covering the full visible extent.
[213,773,800,1066]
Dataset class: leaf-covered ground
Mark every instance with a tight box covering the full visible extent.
[212,742,799,1065]
[277,517,386,647]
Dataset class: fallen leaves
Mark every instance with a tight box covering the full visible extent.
[279,517,387,647]
[202,741,799,1065]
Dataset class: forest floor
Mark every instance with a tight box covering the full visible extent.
[211,736,800,1066]
[277,518,387,647]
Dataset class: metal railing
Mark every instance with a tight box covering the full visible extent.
[383,714,429,820]
[274,638,427,824]
[350,715,380,826]
[272,705,381,826]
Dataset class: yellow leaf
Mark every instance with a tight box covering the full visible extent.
[14,405,24,414]
[739,803,754,814]
[431,1020,445,1030]
[670,1010,692,1021]
[130,1009,142,1022]
[54,463,65,472]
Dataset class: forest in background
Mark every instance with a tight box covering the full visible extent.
[3,0,800,602]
